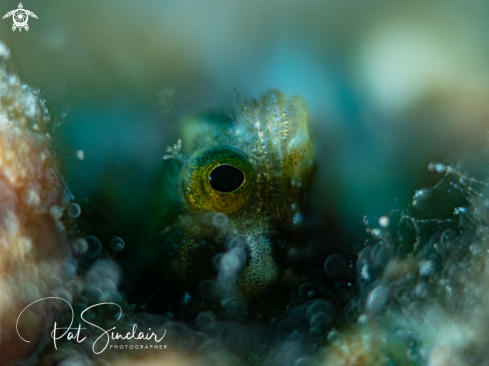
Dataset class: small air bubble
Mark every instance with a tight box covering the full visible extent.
[202,213,213,226]
[324,254,347,278]
[419,260,434,277]
[293,212,303,225]
[358,314,368,323]
[412,188,432,209]
[299,282,317,299]
[366,286,388,313]
[0,42,11,59]
[181,215,192,226]
[310,312,333,330]
[67,202,81,218]
[428,162,446,173]
[378,216,389,228]
[454,207,467,215]
[85,235,102,258]
[414,189,429,198]
[225,236,246,250]
[196,311,216,331]
[110,236,125,252]
[73,238,88,255]
[212,213,229,228]
[76,150,85,160]
[182,292,191,304]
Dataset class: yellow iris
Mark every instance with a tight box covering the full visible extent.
[181,146,255,214]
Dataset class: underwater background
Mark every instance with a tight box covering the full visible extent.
[2,0,489,365]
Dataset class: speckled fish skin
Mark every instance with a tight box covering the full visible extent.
[166,90,315,297]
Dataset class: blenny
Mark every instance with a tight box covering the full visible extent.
[163,90,315,297]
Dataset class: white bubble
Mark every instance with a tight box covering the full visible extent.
[225,236,246,250]
[196,311,216,331]
[73,238,88,255]
[65,257,78,279]
[299,282,317,299]
[324,254,347,278]
[358,314,368,323]
[67,202,81,218]
[85,235,102,258]
[50,205,64,220]
[76,150,85,160]
[307,300,335,321]
[310,312,333,330]
[366,286,389,313]
[202,213,214,226]
[414,188,430,198]
[22,188,41,207]
[361,264,371,280]
[181,215,192,226]
[412,188,432,209]
[378,216,390,228]
[428,161,446,173]
[415,283,430,298]
[419,260,434,277]
[0,42,11,59]
[110,236,125,252]
[453,207,467,215]
[212,213,229,228]
[182,292,191,304]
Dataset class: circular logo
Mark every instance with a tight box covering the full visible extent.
[12,9,28,28]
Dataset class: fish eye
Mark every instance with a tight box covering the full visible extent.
[181,146,255,214]
[209,165,244,192]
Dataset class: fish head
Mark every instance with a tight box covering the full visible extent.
[164,90,315,297]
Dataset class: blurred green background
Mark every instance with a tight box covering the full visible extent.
[2,0,489,298]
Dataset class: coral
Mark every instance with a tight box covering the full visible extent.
[0,40,71,363]
[322,162,489,365]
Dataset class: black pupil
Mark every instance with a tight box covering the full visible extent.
[209,165,244,192]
